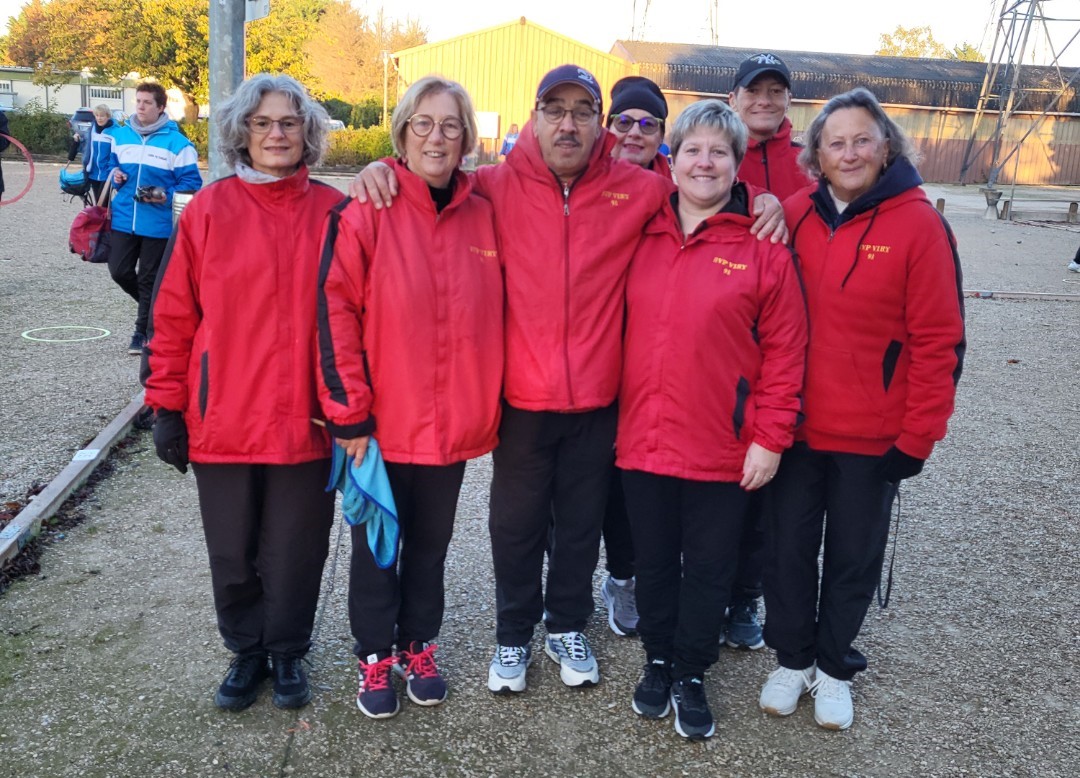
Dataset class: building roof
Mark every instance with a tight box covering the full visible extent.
[611,41,1080,114]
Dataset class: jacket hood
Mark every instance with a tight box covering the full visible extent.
[810,155,924,229]
[508,118,615,187]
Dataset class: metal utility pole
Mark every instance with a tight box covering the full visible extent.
[958,0,1080,187]
[208,0,249,181]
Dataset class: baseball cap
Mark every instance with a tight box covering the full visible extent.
[733,53,792,91]
[536,64,603,110]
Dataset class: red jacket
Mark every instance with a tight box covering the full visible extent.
[317,160,504,465]
[737,118,811,201]
[616,188,808,481]
[783,159,965,460]
[474,121,674,412]
[145,167,343,464]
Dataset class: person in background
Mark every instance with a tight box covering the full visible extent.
[618,99,807,740]
[1067,245,1080,272]
[109,81,202,356]
[594,74,672,641]
[499,122,519,159]
[0,108,9,201]
[68,104,116,202]
[760,87,964,731]
[606,76,670,176]
[721,51,814,653]
[144,74,343,713]
[318,76,504,719]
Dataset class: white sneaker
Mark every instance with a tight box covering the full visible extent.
[1068,260,1080,272]
[811,670,854,730]
[759,664,815,716]
[487,644,532,694]
[544,631,599,687]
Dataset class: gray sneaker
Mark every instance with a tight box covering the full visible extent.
[487,644,531,694]
[600,575,639,636]
[544,631,599,687]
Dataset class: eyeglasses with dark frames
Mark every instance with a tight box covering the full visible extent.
[407,114,465,140]
[609,114,663,136]
[246,116,304,135]
[537,103,599,126]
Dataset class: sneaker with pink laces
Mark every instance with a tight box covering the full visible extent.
[396,641,447,706]
[356,652,400,719]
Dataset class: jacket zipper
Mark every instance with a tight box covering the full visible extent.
[761,143,770,191]
[562,180,575,406]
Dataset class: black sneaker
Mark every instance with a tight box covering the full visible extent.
[127,331,146,355]
[632,658,672,718]
[395,641,447,706]
[271,653,312,709]
[670,676,715,740]
[215,651,270,711]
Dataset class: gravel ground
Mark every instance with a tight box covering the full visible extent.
[0,160,1078,777]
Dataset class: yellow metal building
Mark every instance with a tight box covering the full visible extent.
[394,17,635,157]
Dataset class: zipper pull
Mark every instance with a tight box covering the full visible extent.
[563,181,570,216]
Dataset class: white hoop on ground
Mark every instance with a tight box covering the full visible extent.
[20,326,111,343]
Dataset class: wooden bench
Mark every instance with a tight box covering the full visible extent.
[981,189,1079,222]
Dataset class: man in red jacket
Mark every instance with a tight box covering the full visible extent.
[350,65,787,696]
[722,52,814,653]
[729,53,811,201]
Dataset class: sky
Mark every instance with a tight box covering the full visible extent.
[0,0,1073,64]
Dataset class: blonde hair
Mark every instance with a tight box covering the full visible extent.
[391,76,479,159]
[93,104,111,119]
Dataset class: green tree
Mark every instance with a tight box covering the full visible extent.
[876,25,949,58]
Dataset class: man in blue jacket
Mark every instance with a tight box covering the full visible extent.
[109,81,202,354]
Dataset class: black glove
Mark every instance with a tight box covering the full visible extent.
[878,446,924,483]
[153,409,189,474]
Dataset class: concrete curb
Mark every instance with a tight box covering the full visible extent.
[0,390,145,567]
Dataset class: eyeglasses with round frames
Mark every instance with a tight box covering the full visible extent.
[537,103,599,126]
[246,116,304,135]
[407,114,465,140]
[609,114,662,136]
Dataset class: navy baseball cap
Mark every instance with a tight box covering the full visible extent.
[536,65,603,110]
[733,53,792,91]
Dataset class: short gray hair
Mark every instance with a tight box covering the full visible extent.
[391,76,479,159]
[799,87,920,178]
[215,73,330,169]
[669,99,749,168]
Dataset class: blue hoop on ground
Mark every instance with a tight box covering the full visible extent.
[21,326,111,343]
[0,133,36,205]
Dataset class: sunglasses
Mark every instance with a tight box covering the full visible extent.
[609,114,663,136]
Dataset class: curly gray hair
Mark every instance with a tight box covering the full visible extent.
[215,73,330,169]
[798,87,920,179]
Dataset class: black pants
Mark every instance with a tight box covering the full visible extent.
[108,229,168,335]
[89,178,108,204]
[623,470,749,679]
[730,490,765,602]
[349,461,466,657]
[762,442,897,681]
[489,403,616,645]
[193,459,335,656]
[602,466,635,579]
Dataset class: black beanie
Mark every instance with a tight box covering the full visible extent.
[608,77,668,122]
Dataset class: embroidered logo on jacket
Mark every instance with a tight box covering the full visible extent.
[469,245,498,262]
[713,257,748,275]
[859,243,892,261]
[602,190,630,206]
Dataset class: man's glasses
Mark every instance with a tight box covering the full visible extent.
[407,114,465,139]
[609,114,662,136]
[537,103,599,126]
[246,116,304,135]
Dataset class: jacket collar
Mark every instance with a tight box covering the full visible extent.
[746,117,794,152]
[810,155,924,229]
[507,118,614,189]
[391,157,473,214]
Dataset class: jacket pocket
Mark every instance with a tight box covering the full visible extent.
[882,340,902,391]
[804,344,886,438]
[198,350,209,420]
[732,376,750,441]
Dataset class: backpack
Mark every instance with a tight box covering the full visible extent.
[69,180,112,263]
